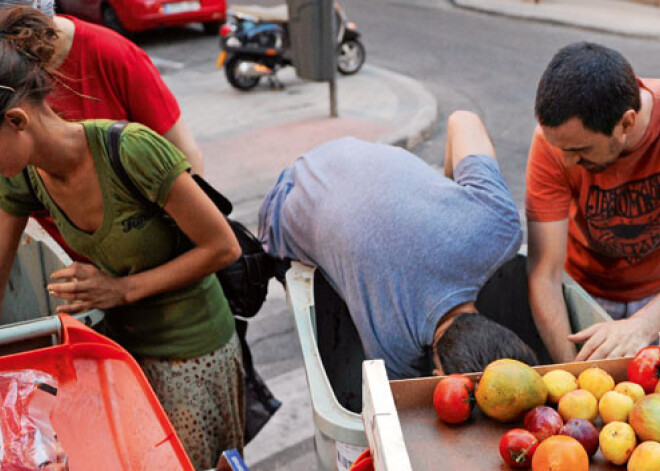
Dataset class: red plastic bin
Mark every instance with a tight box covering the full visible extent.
[349,449,373,471]
[0,314,193,470]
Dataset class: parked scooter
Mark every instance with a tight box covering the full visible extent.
[217,2,365,91]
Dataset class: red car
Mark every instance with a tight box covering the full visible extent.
[57,0,226,34]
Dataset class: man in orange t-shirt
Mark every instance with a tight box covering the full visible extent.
[526,42,660,364]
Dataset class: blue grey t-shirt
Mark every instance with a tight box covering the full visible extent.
[259,137,522,379]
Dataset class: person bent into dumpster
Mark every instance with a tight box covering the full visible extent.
[258,110,538,379]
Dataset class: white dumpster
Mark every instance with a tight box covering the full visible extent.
[1,220,103,330]
[286,254,612,471]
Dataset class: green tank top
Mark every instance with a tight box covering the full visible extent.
[0,120,234,359]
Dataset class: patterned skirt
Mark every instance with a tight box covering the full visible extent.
[138,332,245,470]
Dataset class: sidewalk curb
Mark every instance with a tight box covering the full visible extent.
[450,0,660,40]
[377,66,438,150]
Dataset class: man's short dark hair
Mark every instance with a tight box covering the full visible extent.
[535,42,640,136]
[436,313,538,374]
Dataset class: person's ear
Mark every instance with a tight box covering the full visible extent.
[3,108,29,131]
[620,109,636,134]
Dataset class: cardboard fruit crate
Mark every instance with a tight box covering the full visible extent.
[363,357,635,470]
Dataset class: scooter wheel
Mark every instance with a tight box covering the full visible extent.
[225,55,261,91]
[203,20,222,35]
[337,39,365,76]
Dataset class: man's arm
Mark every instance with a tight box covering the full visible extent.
[569,296,660,360]
[0,210,28,319]
[527,219,577,363]
[162,118,204,176]
[444,110,495,180]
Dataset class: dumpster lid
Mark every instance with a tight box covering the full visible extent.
[0,314,193,470]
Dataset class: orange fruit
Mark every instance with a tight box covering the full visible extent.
[531,435,589,471]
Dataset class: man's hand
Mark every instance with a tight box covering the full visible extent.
[47,263,128,314]
[569,317,655,361]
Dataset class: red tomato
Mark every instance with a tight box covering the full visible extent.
[447,373,474,393]
[432,376,474,424]
[628,346,660,394]
[499,428,539,468]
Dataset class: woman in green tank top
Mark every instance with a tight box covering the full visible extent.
[0,7,244,469]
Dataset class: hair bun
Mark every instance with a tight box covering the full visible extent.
[1,6,57,65]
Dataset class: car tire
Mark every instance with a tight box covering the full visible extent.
[225,55,261,91]
[203,20,222,35]
[102,4,129,36]
[337,39,365,76]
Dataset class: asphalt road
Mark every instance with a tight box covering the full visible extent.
[136,0,660,208]
[133,1,660,468]
[340,0,660,208]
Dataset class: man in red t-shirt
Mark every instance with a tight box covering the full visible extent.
[526,42,660,364]
[47,14,203,169]
[0,1,204,260]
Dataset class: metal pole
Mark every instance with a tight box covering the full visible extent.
[329,78,338,117]
[0,316,61,346]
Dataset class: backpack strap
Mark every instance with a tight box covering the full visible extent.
[107,121,158,211]
[192,174,233,216]
[22,168,37,200]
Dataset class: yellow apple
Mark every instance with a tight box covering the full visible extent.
[616,381,646,403]
[599,391,635,424]
[600,421,636,466]
[543,369,578,404]
[628,441,660,471]
[558,389,598,422]
[578,367,615,400]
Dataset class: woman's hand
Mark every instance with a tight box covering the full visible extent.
[48,262,128,313]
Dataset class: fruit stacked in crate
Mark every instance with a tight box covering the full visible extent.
[432,346,660,470]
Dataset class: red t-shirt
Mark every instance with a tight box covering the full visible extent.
[526,78,660,302]
[49,16,180,133]
[38,16,181,261]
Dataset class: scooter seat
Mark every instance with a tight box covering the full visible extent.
[229,4,289,23]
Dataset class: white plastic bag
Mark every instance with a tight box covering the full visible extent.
[0,370,68,470]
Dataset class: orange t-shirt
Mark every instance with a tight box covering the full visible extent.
[526,78,660,302]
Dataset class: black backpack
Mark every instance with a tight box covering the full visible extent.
[106,122,274,318]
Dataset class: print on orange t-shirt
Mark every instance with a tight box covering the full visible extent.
[526,78,660,302]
